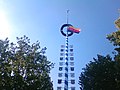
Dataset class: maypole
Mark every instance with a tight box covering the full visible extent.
[57,10,80,90]
[64,10,69,90]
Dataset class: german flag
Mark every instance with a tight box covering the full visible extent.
[67,26,80,33]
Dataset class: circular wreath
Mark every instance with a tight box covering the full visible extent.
[60,24,73,36]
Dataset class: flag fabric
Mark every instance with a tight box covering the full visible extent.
[67,26,80,33]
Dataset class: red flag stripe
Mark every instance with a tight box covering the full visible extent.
[67,26,80,33]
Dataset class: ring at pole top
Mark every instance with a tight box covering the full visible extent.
[60,24,73,37]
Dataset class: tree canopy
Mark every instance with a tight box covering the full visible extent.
[79,55,120,90]
[0,35,54,90]
[79,18,120,90]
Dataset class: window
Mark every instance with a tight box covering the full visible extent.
[57,87,62,90]
[70,73,75,77]
[59,67,63,71]
[71,87,75,90]
[70,57,74,60]
[71,80,75,84]
[59,62,63,66]
[60,57,63,60]
[70,67,74,71]
[58,73,63,77]
[70,62,74,66]
[58,79,62,84]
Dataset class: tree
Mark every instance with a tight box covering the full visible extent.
[107,30,120,62]
[79,55,120,90]
[79,18,120,90]
[0,35,54,90]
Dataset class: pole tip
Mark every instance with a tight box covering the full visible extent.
[67,10,69,13]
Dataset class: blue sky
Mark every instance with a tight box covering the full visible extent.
[0,0,120,89]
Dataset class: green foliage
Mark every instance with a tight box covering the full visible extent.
[0,35,54,90]
[107,30,120,63]
[79,29,120,90]
[79,55,120,90]
[107,30,120,46]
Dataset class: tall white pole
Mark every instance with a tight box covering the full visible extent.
[64,10,69,90]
